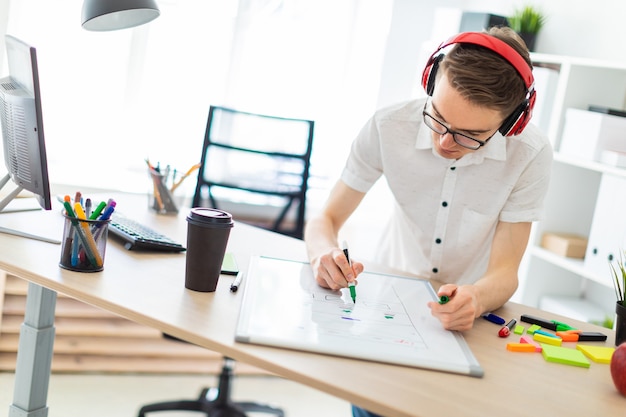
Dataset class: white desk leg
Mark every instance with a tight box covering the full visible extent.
[8,283,57,417]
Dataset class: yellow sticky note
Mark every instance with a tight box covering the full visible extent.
[576,344,615,364]
[534,333,562,346]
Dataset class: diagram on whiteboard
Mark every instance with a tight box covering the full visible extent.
[235,256,483,377]
[307,286,427,350]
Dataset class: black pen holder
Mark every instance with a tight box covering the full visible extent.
[59,214,110,272]
[148,170,179,215]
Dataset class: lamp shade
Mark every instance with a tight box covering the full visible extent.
[82,0,160,31]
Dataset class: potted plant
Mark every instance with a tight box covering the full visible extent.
[609,250,626,346]
[507,5,546,52]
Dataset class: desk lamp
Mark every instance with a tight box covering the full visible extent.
[82,0,160,31]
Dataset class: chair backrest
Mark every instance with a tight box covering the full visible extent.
[192,106,314,239]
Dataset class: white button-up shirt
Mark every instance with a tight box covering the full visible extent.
[341,98,553,284]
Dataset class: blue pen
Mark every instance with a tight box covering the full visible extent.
[482,313,506,325]
[93,200,116,241]
[98,200,116,221]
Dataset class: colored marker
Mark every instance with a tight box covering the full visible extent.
[342,240,357,303]
[92,200,116,241]
[74,202,103,268]
[97,200,117,221]
[482,313,506,325]
[89,201,107,220]
[520,314,575,332]
[62,196,99,268]
[63,196,80,267]
[499,319,517,337]
[230,271,244,292]
[84,198,92,218]
[438,288,456,304]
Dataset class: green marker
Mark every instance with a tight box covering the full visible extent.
[438,288,457,304]
[342,240,357,303]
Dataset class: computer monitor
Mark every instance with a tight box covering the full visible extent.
[0,34,51,212]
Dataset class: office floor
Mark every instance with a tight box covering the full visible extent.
[0,372,351,416]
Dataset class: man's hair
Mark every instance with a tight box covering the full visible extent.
[439,26,532,119]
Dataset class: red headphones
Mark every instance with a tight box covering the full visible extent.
[421,32,536,137]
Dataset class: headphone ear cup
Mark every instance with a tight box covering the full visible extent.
[422,54,443,96]
[499,101,528,136]
[500,90,536,136]
[499,100,531,136]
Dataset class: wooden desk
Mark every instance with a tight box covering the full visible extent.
[1,194,624,417]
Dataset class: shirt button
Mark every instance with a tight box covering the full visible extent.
[435,238,442,244]
[442,201,448,207]
[432,268,438,273]
[450,166,456,170]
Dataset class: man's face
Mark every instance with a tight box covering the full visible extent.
[426,73,503,160]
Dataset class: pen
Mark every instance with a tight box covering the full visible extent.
[498,318,517,337]
[342,240,357,303]
[482,313,506,325]
[92,200,116,241]
[230,271,244,292]
[98,200,117,221]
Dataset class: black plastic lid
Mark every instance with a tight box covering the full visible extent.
[186,208,234,228]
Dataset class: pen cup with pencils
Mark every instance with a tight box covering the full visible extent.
[59,214,110,272]
[146,161,200,215]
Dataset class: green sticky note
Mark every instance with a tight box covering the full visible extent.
[221,253,239,275]
[541,344,590,368]
[527,324,541,334]
[514,325,525,335]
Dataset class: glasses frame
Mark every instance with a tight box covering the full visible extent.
[422,102,498,150]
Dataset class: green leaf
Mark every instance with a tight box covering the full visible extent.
[508,5,546,34]
[610,250,626,303]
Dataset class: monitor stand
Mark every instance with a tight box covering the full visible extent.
[0,173,61,244]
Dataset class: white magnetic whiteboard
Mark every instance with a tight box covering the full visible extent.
[235,256,483,377]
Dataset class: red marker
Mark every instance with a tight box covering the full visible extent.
[498,319,517,337]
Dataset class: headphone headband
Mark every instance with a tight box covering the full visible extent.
[434,32,534,91]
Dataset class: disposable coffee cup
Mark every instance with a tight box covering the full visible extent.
[185,208,234,292]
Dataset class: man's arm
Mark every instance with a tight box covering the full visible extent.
[304,180,366,289]
[429,221,531,331]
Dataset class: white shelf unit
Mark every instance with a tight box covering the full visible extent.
[517,53,626,323]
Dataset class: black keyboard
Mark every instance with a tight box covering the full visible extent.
[109,213,186,252]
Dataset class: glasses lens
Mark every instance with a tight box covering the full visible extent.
[423,113,447,135]
[452,134,481,150]
[423,108,485,150]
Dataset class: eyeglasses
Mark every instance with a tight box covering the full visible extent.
[422,103,497,150]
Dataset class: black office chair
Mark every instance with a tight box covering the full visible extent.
[137,106,315,417]
[137,357,284,417]
[191,105,315,239]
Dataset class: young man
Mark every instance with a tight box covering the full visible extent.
[305,26,552,334]
[305,28,551,417]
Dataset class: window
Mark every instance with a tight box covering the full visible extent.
[3,0,392,196]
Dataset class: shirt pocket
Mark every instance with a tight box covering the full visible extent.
[457,208,497,253]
